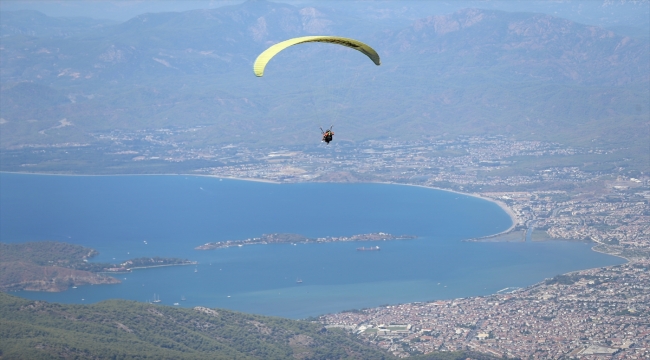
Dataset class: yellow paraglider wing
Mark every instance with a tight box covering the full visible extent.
[253,36,381,77]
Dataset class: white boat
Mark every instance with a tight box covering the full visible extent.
[152,294,161,303]
[356,246,380,251]
[173,303,180,306]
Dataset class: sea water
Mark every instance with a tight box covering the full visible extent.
[0,173,624,318]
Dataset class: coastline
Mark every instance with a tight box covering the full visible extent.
[377,182,518,237]
[10,172,629,266]
[97,262,198,274]
[193,174,281,184]
[0,171,282,184]
[590,242,631,262]
[126,261,198,271]
[2,171,632,323]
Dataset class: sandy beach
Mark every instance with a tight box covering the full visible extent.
[1,171,283,184]
[197,175,281,184]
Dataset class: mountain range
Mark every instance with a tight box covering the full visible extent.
[0,0,648,160]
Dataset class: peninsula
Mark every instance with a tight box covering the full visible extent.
[195,232,416,250]
[0,241,196,292]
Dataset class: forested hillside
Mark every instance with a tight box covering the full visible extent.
[0,293,393,359]
[0,242,193,292]
[0,242,119,292]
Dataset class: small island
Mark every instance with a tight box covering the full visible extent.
[0,241,196,292]
[195,232,416,250]
[90,257,197,273]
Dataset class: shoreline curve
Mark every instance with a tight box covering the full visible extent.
[1,171,517,238]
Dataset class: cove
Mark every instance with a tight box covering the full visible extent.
[0,173,624,318]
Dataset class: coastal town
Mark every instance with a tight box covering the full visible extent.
[5,129,649,358]
[320,260,649,358]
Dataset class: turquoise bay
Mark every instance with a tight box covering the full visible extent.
[0,173,623,318]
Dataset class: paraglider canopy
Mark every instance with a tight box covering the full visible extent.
[253,36,381,77]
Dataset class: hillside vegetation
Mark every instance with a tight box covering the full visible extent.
[0,242,119,292]
[0,241,97,265]
[0,242,192,292]
[0,292,393,359]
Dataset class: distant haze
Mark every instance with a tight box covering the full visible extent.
[2,0,648,32]
[0,0,648,168]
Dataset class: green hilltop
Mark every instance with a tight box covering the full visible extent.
[0,292,393,360]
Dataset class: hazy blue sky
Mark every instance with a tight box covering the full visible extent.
[0,0,243,20]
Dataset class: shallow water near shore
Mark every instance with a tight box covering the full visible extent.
[1,173,624,318]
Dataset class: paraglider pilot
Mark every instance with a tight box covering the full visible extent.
[321,126,334,144]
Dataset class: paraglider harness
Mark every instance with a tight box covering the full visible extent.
[320,126,334,144]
